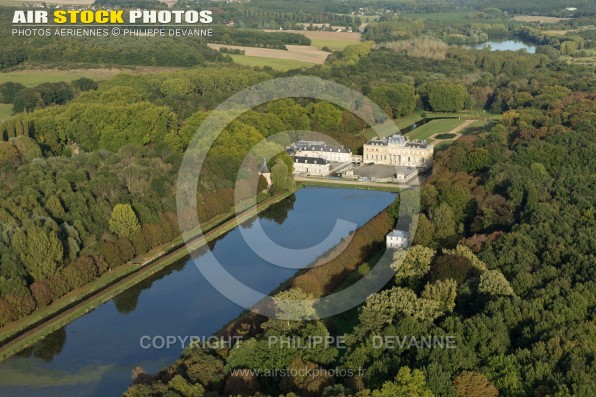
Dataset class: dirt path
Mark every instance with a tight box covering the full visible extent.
[294,176,417,190]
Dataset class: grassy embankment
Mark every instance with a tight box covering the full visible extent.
[217,203,396,337]
[0,190,294,362]
[407,118,467,140]
[228,54,313,71]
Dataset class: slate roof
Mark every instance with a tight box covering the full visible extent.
[387,229,410,238]
[293,156,329,165]
[295,140,350,153]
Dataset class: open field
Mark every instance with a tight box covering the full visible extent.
[0,104,12,122]
[0,66,182,87]
[209,43,330,64]
[513,15,571,23]
[264,29,361,51]
[408,118,467,140]
[543,25,595,36]
[228,54,313,70]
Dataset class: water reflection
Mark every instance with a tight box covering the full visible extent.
[0,187,396,397]
[16,328,66,363]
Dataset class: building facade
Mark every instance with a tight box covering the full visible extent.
[290,140,352,163]
[363,134,433,169]
[292,156,331,176]
[386,230,410,249]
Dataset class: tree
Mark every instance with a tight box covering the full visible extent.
[372,366,434,397]
[430,255,476,285]
[109,204,141,239]
[270,159,295,193]
[391,245,435,279]
[421,279,457,313]
[431,202,456,240]
[37,82,74,106]
[280,357,335,397]
[263,288,316,330]
[412,214,435,247]
[369,83,416,118]
[72,77,98,92]
[12,88,43,112]
[478,270,515,296]
[30,281,53,307]
[167,375,205,397]
[13,226,64,281]
[0,81,25,103]
[11,136,42,161]
[453,371,499,397]
[418,81,468,112]
[307,101,343,132]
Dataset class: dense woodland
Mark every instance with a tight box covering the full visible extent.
[0,1,594,396]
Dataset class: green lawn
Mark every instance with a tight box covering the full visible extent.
[407,118,466,140]
[0,67,179,87]
[394,114,424,130]
[459,119,496,135]
[0,69,120,87]
[229,54,314,71]
[309,38,359,51]
[360,114,424,140]
[0,104,12,122]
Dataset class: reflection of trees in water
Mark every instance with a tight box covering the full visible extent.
[113,257,187,314]
[114,194,296,314]
[17,328,67,363]
[259,194,296,225]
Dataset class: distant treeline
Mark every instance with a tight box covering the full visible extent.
[0,36,228,71]
[187,0,357,29]
[0,78,98,114]
[93,0,167,9]
[208,28,311,49]
[218,47,245,55]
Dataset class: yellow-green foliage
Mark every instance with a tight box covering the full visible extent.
[329,42,374,67]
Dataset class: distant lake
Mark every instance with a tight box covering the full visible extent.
[458,38,537,53]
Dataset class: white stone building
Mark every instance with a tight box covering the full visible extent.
[292,156,331,176]
[386,229,410,249]
[363,134,433,169]
[291,140,352,163]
